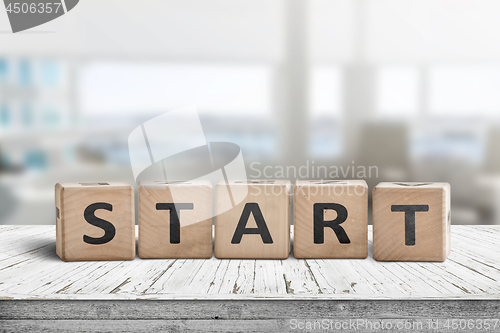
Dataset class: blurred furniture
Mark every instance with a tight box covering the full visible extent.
[477,175,500,225]
[1,225,499,331]
[475,126,500,224]
[0,184,17,222]
[355,123,409,190]
[483,127,500,174]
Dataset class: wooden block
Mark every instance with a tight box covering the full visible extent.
[214,180,290,259]
[138,180,212,259]
[373,182,451,261]
[55,182,135,261]
[293,180,368,259]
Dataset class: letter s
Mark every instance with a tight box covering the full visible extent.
[83,202,116,245]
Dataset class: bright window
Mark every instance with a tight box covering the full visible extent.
[308,66,343,158]
[79,62,273,117]
[430,66,500,117]
[376,67,419,118]
[78,62,277,160]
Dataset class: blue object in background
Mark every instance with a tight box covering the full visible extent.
[0,58,7,82]
[24,150,47,170]
[40,60,61,88]
[0,104,11,127]
[412,129,483,165]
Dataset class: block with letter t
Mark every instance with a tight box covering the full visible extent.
[293,180,368,259]
[138,180,213,259]
[55,182,135,261]
[214,180,291,259]
[373,182,451,261]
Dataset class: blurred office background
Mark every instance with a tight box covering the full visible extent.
[1,0,500,225]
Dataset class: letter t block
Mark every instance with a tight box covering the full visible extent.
[373,182,451,261]
[138,180,213,258]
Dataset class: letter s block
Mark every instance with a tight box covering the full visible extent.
[294,180,368,259]
[55,182,135,261]
[138,180,213,258]
[373,182,451,261]
[214,180,291,259]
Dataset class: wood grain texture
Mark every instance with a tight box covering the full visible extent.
[294,180,368,259]
[373,182,451,262]
[0,225,499,301]
[54,182,135,262]
[214,180,291,259]
[2,300,500,320]
[138,180,212,259]
[1,300,500,332]
[1,317,500,333]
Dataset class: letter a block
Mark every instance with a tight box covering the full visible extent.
[138,180,212,259]
[373,182,451,261]
[214,180,291,259]
[55,182,135,261]
[294,180,368,259]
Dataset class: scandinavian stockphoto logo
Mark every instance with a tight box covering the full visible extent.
[128,106,248,223]
[4,0,79,33]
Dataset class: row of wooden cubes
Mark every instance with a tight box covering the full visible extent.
[55,180,450,262]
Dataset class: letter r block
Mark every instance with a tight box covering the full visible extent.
[138,180,212,258]
[214,180,291,259]
[55,182,135,261]
[373,182,451,261]
[294,180,368,258]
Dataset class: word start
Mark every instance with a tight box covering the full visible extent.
[55,180,450,262]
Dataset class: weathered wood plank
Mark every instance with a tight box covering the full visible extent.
[229,260,256,295]
[305,259,345,294]
[281,258,321,294]
[207,259,241,294]
[0,226,499,300]
[1,300,500,333]
[254,259,287,294]
[0,319,285,333]
[1,300,500,320]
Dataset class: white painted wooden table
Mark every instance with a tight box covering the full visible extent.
[1,225,500,332]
